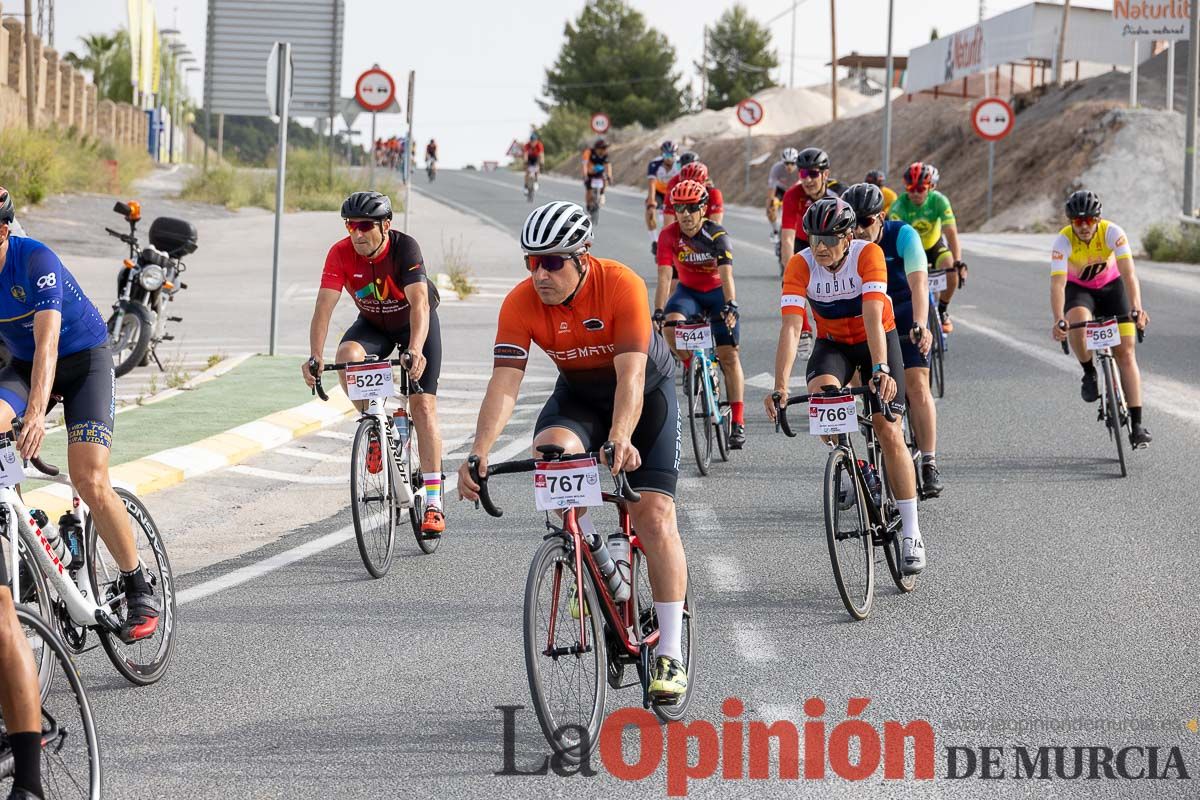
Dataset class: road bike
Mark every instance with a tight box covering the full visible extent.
[1060,314,1145,478]
[524,165,539,202]
[585,172,607,224]
[664,315,732,476]
[468,444,697,763]
[309,353,437,578]
[0,419,177,688]
[773,386,915,620]
[1,605,102,799]
[925,281,946,398]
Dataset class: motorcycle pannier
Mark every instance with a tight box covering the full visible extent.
[148,217,198,258]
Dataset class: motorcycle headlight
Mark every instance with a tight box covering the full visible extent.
[138,264,165,291]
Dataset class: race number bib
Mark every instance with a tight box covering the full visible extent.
[0,442,26,488]
[346,363,394,401]
[590,177,605,190]
[1085,320,1120,351]
[809,395,858,436]
[673,323,713,352]
[928,270,948,293]
[534,457,603,511]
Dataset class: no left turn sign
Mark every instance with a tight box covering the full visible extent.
[590,112,611,134]
[736,98,764,128]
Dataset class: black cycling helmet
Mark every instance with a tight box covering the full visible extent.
[678,150,699,167]
[660,140,677,156]
[864,169,886,186]
[843,183,885,218]
[594,137,608,149]
[1065,190,1102,219]
[795,147,830,171]
[341,191,393,221]
[802,197,856,238]
[0,187,13,225]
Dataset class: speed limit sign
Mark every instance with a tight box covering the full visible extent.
[590,112,611,134]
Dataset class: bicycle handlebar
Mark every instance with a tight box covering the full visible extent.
[1058,313,1145,354]
[772,383,895,438]
[307,353,420,402]
[4,419,61,476]
[467,443,641,519]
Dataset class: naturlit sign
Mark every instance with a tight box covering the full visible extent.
[943,25,985,82]
[1113,1,1191,39]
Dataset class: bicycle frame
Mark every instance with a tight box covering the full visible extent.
[360,395,417,512]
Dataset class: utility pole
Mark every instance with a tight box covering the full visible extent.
[829,0,838,121]
[24,0,35,129]
[700,26,708,109]
[789,0,797,88]
[1183,0,1199,215]
[882,0,894,177]
[1054,0,1070,86]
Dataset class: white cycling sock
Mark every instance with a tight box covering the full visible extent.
[423,473,443,510]
[921,450,936,463]
[654,601,684,662]
[896,497,920,540]
[649,228,657,244]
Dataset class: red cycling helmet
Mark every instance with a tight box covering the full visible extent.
[670,179,708,207]
[679,162,709,185]
[903,162,933,190]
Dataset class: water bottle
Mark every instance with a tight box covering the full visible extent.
[586,532,627,602]
[857,460,883,507]
[57,513,83,564]
[607,534,632,603]
[393,408,410,454]
[31,508,71,568]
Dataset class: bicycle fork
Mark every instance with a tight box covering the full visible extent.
[365,399,415,510]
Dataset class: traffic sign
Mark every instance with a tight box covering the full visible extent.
[355,66,396,112]
[508,139,523,158]
[971,97,1015,141]
[590,112,610,134]
[736,98,764,128]
[265,42,294,119]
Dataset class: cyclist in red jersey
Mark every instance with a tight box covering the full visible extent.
[458,201,690,703]
[302,192,448,537]
[663,161,725,227]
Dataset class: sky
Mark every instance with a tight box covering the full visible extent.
[48,0,1112,168]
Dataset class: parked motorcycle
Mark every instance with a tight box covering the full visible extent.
[104,201,198,377]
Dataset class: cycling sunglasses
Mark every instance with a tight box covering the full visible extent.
[799,168,823,179]
[1071,215,1099,226]
[345,220,378,233]
[524,253,580,273]
[675,203,705,215]
[856,215,878,229]
[810,233,847,249]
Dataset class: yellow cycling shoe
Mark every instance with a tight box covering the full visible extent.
[568,585,589,620]
[648,655,688,704]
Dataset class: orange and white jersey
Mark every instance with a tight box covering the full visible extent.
[780,239,895,345]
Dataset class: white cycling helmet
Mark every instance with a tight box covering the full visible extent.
[781,147,800,164]
[521,201,593,255]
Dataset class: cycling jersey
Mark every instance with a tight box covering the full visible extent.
[888,190,955,251]
[876,220,927,305]
[583,148,609,176]
[1050,219,1131,290]
[663,175,725,217]
[0,345,115,447]
[494,256,673,395]
[646,157,680,196]
[320,230,441,337]
[0,235,108,361]
[781,239,895,345]
[524,140,544,163]
[881,186,897,215]
[767,160,800,193]
[655,220,732,293]
[779,180,847,246]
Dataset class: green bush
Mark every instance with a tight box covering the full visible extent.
[536,106,593,165]
[1143,222,1200,263]
[0,127,151,205]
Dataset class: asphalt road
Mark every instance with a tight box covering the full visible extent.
[53,169,1200,798]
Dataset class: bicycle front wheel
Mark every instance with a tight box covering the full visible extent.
[1,531,55,697]
[1102,357,1127,478]
[86,488,177,686]
[350,417,397,577]
[523,536,607,764]
[686,358,712,476]
[11,606,103,799]
[823,448,874,620]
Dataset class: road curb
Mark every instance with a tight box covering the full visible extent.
[23,388,356,519]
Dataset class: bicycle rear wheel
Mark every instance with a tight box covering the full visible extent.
[876,451,917,593]
[1102,358,1127,477]
[350,417,397,577]
[823,448,874,620]
[630,548,696,722]
[86,488,177,686]
[9,606,103,799]
[928,305,945,398]
[686,358,712,476]
[402,425,438,555]
[523,536,607,764]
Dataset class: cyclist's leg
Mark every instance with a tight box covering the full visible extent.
[1094,280,1142,406]
[895,300,936,459]
[707,288,745,418]
[404,314,444,514]
[1064,283,1096,364]
[337,317,397,412]
[931,240,956,304]
[0,585,42,798]
[663,286,703,364]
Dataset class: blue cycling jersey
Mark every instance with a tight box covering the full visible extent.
[878,220,927,305]
[0,236,109,361]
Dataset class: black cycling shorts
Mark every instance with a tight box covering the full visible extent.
[925,239,954,271]
[892,300,929,370]
[664,285,739,348]
[340,312,443,395]
[535,379,681,498]
[805,329,906,415]
[773,186,787,201]
[1065,279,1131,320]
[0,345,115,447]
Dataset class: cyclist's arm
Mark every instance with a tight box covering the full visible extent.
[404,281,430,357]
[609,351,646,444]
[781,229,796,264]
[863,298,889,366]
[774,260,808,401]
[308,288,340,359]
[715,229,735,304]
[765,189,778,217]
[900,225,929,327]
[654,265,673,311]
[27,310,61,419]
[469,366,524,459]
[859,244,891,367]
[1050,272,1067,323]
[944,223,962,262]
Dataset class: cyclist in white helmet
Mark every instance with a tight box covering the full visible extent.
[766,148,801,263]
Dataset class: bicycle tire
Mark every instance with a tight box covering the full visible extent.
[876,449,917,593]
[928,305,945,398]
[711,358,731,462]
[822,448,874,620]
[85,488,177,686]
[350,417,396,577]
[11,606,103,800]
[902,405,924,499]
[1103,358,1127,477]
[686,359,711,476]
[1,532,55,698]
[629,550,697,723]
[523,536,607,764]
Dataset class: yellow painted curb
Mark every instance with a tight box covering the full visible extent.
[194,432,266,463]
[261,409,322,437]
[21,489,72,520]
[110,459,186,495]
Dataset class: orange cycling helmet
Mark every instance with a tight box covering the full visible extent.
[679,162,709,185]
[670,179,708,207]
[903,162,933,190]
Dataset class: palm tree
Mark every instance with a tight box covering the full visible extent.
[64,30,133,104]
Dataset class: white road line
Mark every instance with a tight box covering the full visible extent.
[704,554,746,592]
[228,466,347,484]
[685,504,722,533]
[275,447,349,463]
[734,628,778,662]
[316,430,353,441]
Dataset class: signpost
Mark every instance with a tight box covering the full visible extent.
[356,65,397,192]
[507,140,524,158]
[590,112,610,135]
[404,70,415,233]
[736,98,764,192]
[267,42,294,357]
[972,96,1015,221]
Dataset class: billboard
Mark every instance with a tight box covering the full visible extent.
[204,0,344,118]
